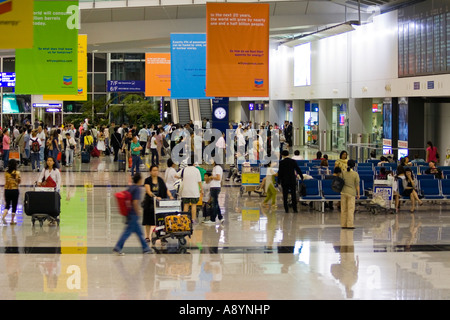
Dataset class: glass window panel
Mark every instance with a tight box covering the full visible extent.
[94,53,107,72]
[94,74,107,93]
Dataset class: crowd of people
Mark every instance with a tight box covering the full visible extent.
[1,117,443,254]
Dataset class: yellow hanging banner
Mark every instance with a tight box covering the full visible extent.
[43,34,88,101]
[0,0,34,49]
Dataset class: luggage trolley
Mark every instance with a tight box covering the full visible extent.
[362,179,396,214]
[239,161,261,197]
[151,199,192,246]
[24,186,61,227]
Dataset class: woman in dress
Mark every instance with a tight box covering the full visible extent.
[426,141,439,163]
[142,165,174,242]
[97,128,106,154]
[335,150,348,172]
[401,167,423,212]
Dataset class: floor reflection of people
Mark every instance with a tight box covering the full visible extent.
[392,214,422,251]
[331,229,359,298]
[2,225,20,291]
[114,255,157,299]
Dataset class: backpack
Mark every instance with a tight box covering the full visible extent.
[331,175,345,193]
[31,138,40,153]
[114,190,133,216]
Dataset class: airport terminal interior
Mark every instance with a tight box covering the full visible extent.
[2,0,450,301]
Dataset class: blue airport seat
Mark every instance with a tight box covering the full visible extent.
[382,163,397,170]
[356,168,374,175]
[406,166,419,175]
[367,159,380,166]
[298,166,309,173]
[419,179,444,200]
[358,180,368,200]
[357,163,373,169]
[321,179,341,200]
[300,179,323,201]
[417,174,435,181]
[296,160,310,167]
[442,179,450,199]
[359,175,374,191]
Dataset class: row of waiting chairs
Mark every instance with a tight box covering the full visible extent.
[401,178,450,201]
[299,179,369,212]
[299,177,450,212]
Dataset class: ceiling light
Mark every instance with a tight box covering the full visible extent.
[281,20,360,47]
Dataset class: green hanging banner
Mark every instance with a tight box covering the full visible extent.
[15,1,79,95]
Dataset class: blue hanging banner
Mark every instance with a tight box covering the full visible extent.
[170,33,211,99]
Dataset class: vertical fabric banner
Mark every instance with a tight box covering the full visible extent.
[171,33,211,99]
[15,1,79,95]
[43,34,87,101]
[0,0,34,49]
[145,53,171,97]
[206,3,269,97]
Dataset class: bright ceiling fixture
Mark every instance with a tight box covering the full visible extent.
[281,20,360,47]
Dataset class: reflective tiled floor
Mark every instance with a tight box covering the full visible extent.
[1,149,450,300]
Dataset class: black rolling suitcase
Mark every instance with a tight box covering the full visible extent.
[81,150,90,163]
[118,151,126,171]
[24,189,61,227]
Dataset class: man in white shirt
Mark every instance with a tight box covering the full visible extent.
[138,124,148,156]
[37,126,46,162]
[215,132,226,164]
[292,150,304,160]
[203,161,223,225]
[177,161,203,223]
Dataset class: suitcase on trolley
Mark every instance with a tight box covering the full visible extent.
[24,190,61,226]
[165,214,191,233]
[24,191,60,217]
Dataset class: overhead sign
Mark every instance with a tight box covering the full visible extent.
[0,72,15,87]
[107,80,145,92]
[170,33,211,99]
[33,103,62,108]
[43,34,88,101]
[0,0,34,49]
[206,3,269,97]
[15,1,79,95]
[145,53,171,97]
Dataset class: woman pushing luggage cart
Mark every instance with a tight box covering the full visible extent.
[24,156,61,227]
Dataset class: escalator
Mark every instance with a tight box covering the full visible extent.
[177,99,190,124]
[199,99,212,121]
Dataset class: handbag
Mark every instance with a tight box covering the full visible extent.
[299,181,307,197]
[331,176,345,193]
[41,175,57,188]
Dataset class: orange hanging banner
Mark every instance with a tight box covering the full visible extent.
[206,3,269,97]
[145,53,171,97]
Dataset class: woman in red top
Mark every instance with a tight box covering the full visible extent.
[426,141,439,163]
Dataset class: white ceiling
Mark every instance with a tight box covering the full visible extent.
[80,0,420,52]
[0,0,420,55]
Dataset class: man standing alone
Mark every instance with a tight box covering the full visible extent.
[278,150,303,213]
